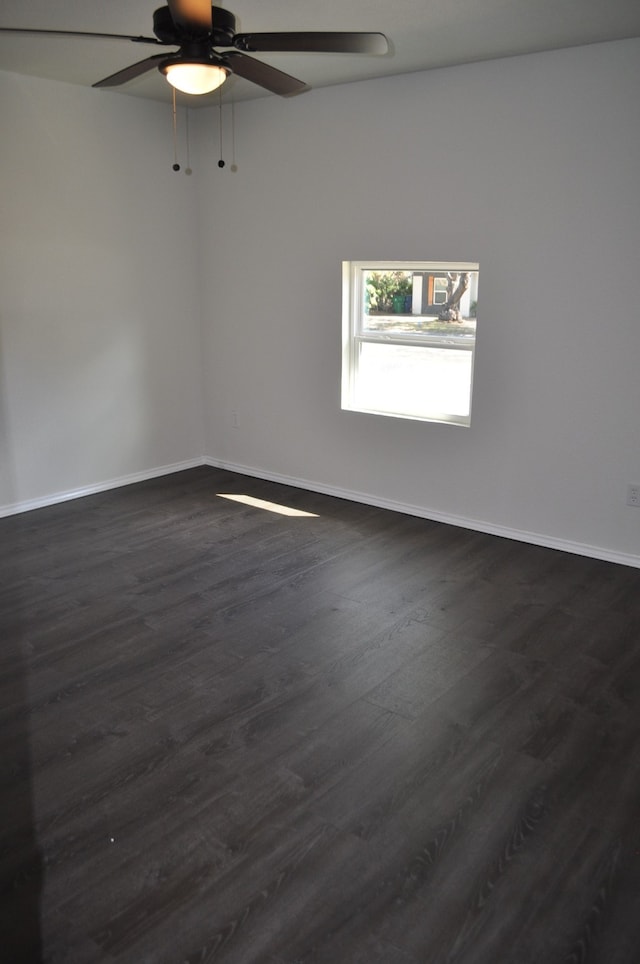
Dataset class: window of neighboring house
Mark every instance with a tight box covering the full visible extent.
[341,261,479,426]
[432,275,449,305]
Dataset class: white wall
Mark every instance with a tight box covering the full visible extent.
[196,39,640,564]
[0,72,205,511]
[1,41,639,565]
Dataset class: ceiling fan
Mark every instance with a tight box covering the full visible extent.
[0,0,389,97]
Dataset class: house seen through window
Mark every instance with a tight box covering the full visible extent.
[341,261,479,426]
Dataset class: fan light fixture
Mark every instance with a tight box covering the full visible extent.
[161,61,227,95]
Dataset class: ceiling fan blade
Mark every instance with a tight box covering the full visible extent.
[233,32,389,55]
[93,54,169,88]
[224,51,309,97]
[167,0,212,35]
[0,26,161,45]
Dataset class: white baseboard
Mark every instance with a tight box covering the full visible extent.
[0,458,205,519]
[2,454,638,570]
[204,456,640,570]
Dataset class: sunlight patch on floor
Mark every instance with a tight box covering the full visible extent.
[216,494,319,517]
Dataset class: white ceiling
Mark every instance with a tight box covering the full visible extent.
[1,0,639,107]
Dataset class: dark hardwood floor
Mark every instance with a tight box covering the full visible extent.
[2,466,640,963]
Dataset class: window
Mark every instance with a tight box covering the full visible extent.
[341,261,479,426]
[432,276,449,305]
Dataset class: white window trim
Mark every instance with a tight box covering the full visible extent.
[341,260,478,426]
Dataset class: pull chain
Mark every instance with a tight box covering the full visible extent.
[171,87,180,171]
[217,89,225,168]
[185,108,192,175]
[230,97,237,172]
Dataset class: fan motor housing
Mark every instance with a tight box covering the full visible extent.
[153,5,237,44]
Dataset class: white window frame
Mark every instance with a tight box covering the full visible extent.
[341,260,479,426]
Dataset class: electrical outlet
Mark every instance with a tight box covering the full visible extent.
[627,484,640,507]
[231,411,239,429]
